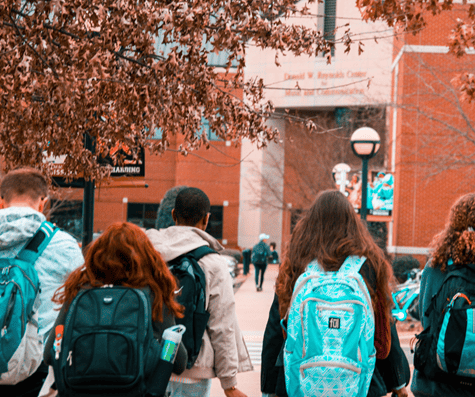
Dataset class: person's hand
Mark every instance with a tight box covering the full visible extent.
[224,386,247,397]
[392,386,409,397]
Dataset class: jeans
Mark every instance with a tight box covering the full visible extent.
[254,263,267,288]
[166,379,212,397]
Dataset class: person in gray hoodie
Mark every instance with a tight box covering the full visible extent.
[146,187,252,397]
[0,167,84,397]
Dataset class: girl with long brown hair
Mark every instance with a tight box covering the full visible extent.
[261,190,409,397]
[43,222,187,394]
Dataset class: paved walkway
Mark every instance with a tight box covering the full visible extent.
[210,264,417,397]
[210,264,278,396]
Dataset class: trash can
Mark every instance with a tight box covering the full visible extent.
[242,249,251,275]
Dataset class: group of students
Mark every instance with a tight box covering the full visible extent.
[261,190,475,397]
[0,168,251,397]
[1,166,475,397]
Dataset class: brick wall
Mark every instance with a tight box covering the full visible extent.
[391,6,475,258]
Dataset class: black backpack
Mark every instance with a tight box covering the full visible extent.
[168,246,216,369]
[413,263,475,390]
[51,286,163,397]
[251,242,267,265]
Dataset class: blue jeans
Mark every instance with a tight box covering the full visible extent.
[166,379,212,397]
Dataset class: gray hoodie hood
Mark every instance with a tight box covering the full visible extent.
[0,207,45,251]
[146,226,223,262]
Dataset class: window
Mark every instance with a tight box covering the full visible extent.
[49,200,83,241]
[151,120,219,141]
[200,119,220,141]
[127,203,160,229]
[324,0,337,57]
[206,206,223,239]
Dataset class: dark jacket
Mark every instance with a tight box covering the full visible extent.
[410,262,473,397]
[252,241,272,266]
[261,261,409,396]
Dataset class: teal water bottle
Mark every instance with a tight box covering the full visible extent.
[160,325,186,364]
[151,325,186,397]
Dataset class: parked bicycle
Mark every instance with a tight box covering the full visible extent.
[391,268,421,321]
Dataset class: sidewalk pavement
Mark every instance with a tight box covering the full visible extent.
[210,264,416,397]
[210,264,279,397]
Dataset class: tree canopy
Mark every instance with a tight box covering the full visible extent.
[0,0,344,180]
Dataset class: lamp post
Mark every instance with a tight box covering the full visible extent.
[350,127,380,221]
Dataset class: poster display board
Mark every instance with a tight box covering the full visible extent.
[333,168,394,217]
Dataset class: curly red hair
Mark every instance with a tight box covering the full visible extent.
[53,222,183,322]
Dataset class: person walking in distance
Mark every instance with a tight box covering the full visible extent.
[0,168,84,397]
[252,234,272,292]
[146,187,252,397]
[269,242,280,264]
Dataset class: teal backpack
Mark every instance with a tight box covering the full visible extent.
[283,256,376,397]
[0,221,57,384]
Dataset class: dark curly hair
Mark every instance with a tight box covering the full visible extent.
[430,193,475,271]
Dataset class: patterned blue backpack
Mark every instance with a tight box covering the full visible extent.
[0,221,57,384]
[283,256,376,397]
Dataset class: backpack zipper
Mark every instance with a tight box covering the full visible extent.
[317,305,354,316]
[300,360,361,379]
[67,351,73,366]
[1,266,12,276]
[10,265,37,292]
[1,284,17,337]
[1,281,24,337]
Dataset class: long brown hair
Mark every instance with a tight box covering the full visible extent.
[53,222,183,322]
[276,190,393,319]
[430,193,475,271]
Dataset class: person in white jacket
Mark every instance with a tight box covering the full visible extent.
[146,187,252,397]
[0,167,84,397]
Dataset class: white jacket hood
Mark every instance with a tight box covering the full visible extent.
[146,226,224,262]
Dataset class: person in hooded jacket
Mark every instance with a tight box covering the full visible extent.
[0,168,84,397]
[146,187,252,397]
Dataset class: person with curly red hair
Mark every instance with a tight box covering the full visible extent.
[43,222,188,394]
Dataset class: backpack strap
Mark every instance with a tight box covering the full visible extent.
[16,221,58,264]
[337,255,367,275]
[186,245,216,262]
[425,263,475,318]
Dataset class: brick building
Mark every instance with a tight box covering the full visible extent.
[388,5,475,261]
[240,0,394,252]
[47,129,242,247]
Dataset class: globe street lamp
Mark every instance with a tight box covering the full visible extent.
[350,127,380,221]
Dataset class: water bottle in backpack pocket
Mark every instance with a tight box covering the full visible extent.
[283,256,376,397]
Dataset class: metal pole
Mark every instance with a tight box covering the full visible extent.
[82,134,94,248]
[360,157,368,221]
